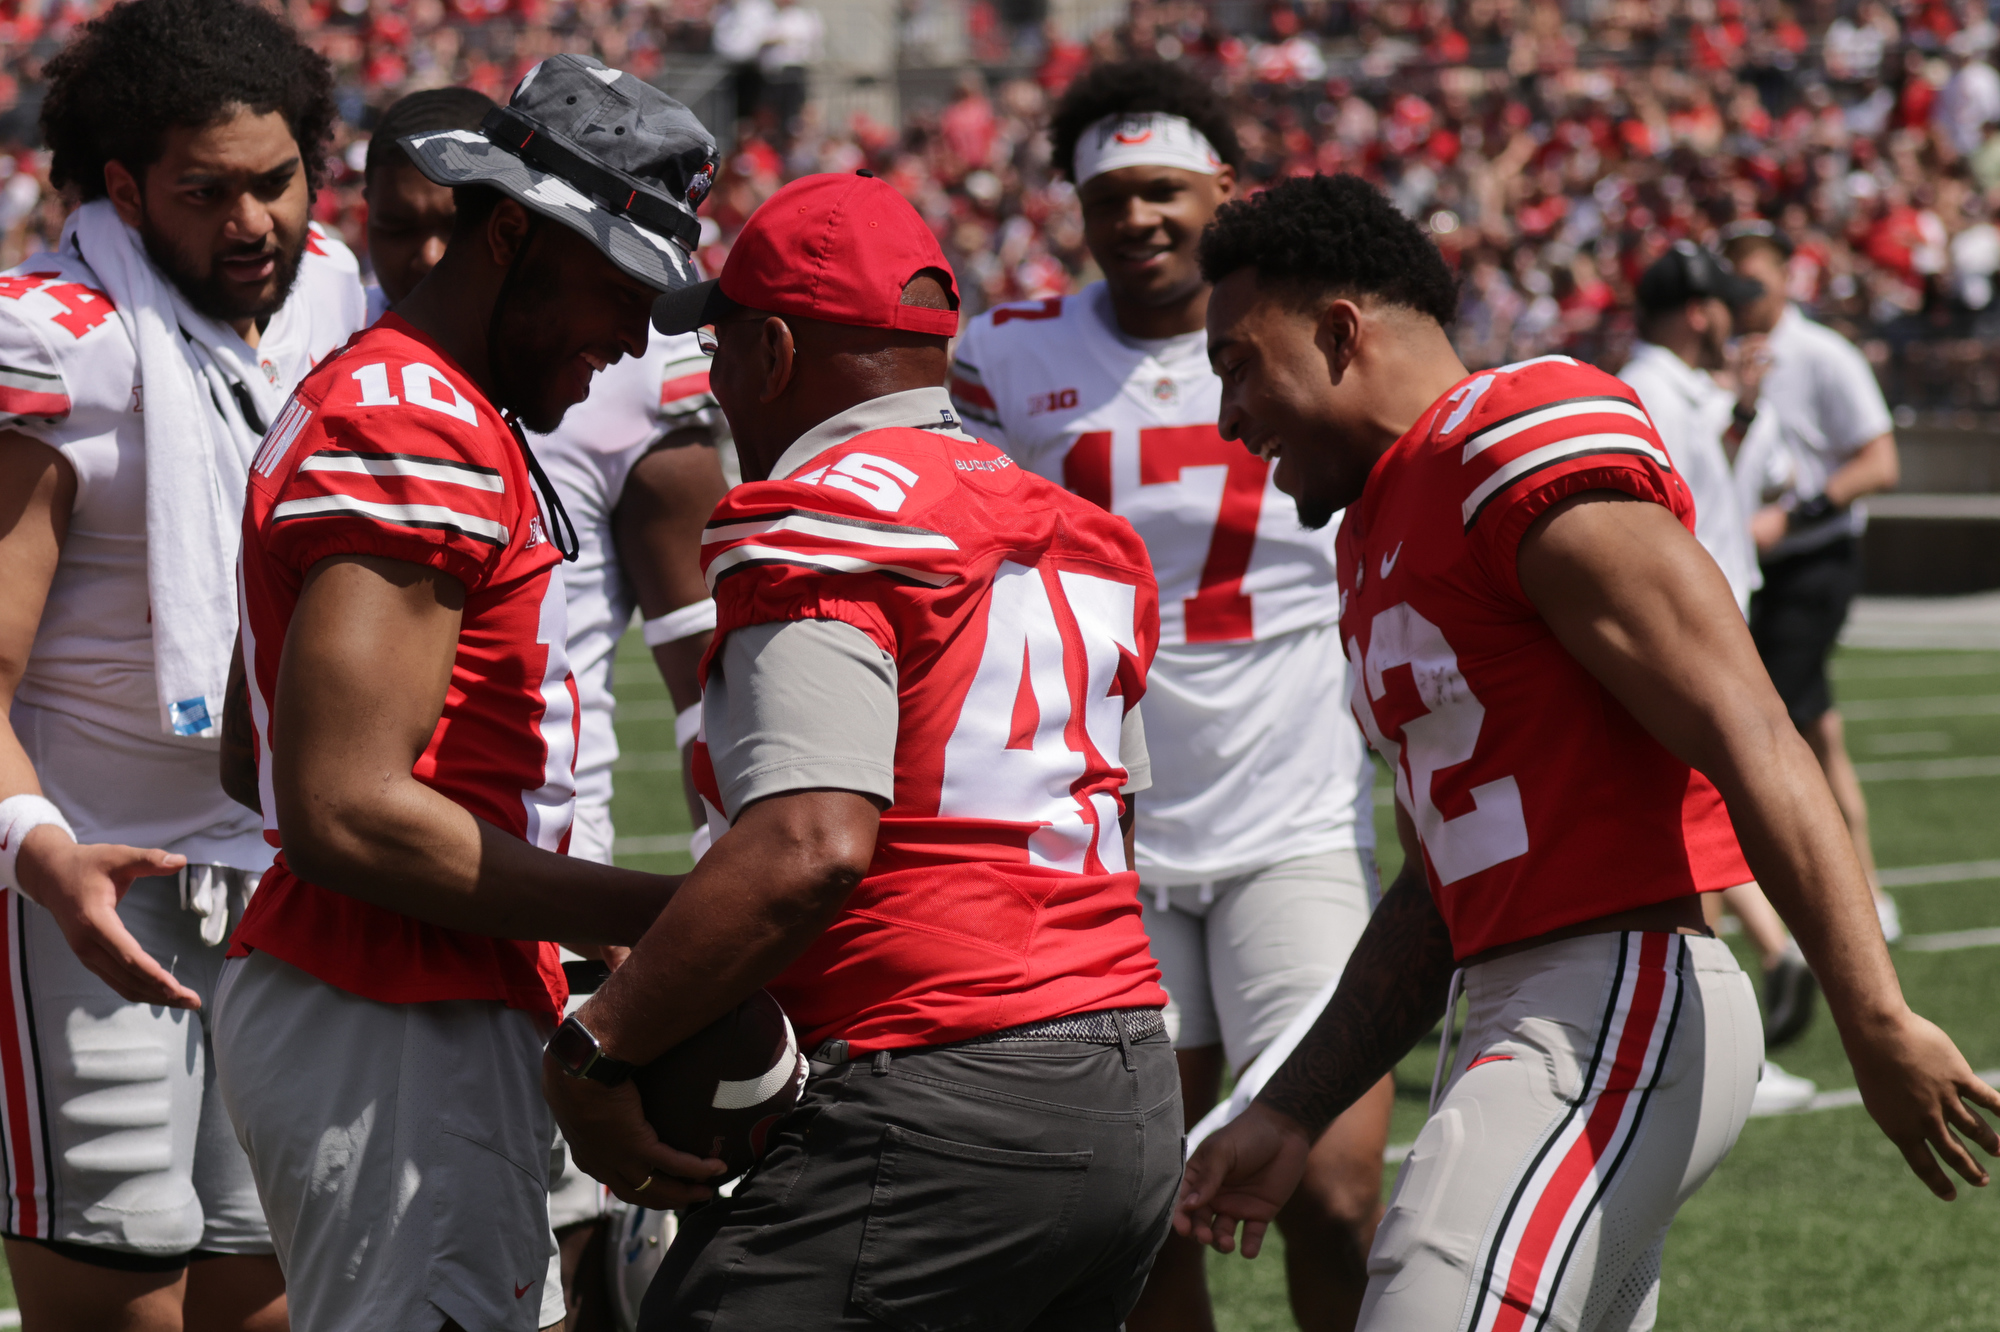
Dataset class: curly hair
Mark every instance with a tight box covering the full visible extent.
[1048,58,1245,182]
[1198,173,1459,326]
[41,0,337,201]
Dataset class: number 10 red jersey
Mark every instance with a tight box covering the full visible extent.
[1336,356,1753,959]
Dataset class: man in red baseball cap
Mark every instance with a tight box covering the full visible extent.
[547,170,1185,1328]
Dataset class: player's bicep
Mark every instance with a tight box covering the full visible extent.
[616,433,729,616]
[273,554,465,823]
[0,431,73,702]
[1515,490,1786,775]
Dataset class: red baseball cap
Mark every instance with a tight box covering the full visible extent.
[652,171,960,337]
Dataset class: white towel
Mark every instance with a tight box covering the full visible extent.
[67,201,285,738]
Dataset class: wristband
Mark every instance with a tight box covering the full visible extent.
[0,794,75,894]
[642,598,717,647]
[674,702,704,750]
[1787,493,1839,532]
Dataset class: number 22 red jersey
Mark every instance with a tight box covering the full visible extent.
[691,404,1169,1051]
[1336,356,1752,959]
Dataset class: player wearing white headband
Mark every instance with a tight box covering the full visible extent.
[951,59,1386,1332]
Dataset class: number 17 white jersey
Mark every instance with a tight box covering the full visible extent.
[952,284,1370,883]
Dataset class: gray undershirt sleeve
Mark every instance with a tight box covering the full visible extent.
[1121,704,1151,795]
[703,619,899,821]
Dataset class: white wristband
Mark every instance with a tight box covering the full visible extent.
[0,794,75,894]
[674,702,704,750]
[642,599,718,647]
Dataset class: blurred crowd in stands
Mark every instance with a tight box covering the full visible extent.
[2,0,2000,401]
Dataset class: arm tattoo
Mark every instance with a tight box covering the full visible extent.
[1257,863,1458,1137]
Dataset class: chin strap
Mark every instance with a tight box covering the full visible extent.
[507,415,580,563]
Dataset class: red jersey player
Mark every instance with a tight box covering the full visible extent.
[547,172,1183,1330]
[1175,175,1999,1330]
[216,58,718,1331]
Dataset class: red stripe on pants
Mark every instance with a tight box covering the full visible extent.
[1490,933,1670,1332]
[0,893,39,1235]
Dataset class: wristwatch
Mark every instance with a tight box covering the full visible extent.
[1787,493,1840,532]
[547,1015,637,1087]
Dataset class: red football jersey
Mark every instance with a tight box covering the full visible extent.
[692,421,1169,1052]
[1336,355,1752,960]
[232,314,578,1019]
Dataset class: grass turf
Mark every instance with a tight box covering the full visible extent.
[598,636,2000,1331]
[12,639,1993,1325]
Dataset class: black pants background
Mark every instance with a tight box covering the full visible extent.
[640,1024,1182,1331]
[1749,536,1862,725]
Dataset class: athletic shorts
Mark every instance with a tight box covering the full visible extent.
[1143,848,1376,1070]
[1361,932,1760,1332]
[1749,537,1861,726]
[212,949,565,1332]
[641,1020,1182,1332]
[0,871,270,1265]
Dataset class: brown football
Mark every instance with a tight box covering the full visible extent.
[630,989,807,1181]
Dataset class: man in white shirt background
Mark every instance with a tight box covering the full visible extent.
[1619,241,1823,1114]
[1724,222,1905,944]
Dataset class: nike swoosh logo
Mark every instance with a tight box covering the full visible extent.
[515,1282,534,1299]
[1379,543,1403,579]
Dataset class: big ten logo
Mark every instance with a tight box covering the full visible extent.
[1029,388,1078,417]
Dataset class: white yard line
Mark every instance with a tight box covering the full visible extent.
[1853,755,2000,781]
[611,752,685,773]
[1900,926,2000,952]
[1877,858,2000,888]
[1839,693,2000,721]
[612,833,694,856]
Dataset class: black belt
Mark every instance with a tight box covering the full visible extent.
[814,1007,1165,1064]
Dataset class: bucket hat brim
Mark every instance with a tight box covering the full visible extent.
[402,127,701,293]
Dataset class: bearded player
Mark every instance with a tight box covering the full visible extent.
[0,1,363,1327]
[951,60,1385,1331]
[1175,175,2000,1330]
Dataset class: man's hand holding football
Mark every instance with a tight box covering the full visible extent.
[540,1052,725,1208]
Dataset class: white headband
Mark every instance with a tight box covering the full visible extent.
[1072,112,1224,185]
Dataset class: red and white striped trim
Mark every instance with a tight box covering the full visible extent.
[0,893,50,1237]
[1462,932,1687,1332]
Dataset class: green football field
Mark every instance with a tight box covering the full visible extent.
[605,635,2000,1332]
[8,637,1995,1326]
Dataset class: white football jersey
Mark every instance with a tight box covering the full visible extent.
[528,331,720,863]
[0,225,365,867]
[952,283,1370,882]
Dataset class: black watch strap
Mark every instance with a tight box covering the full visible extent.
[548,1015,637,1087]
[1787,493,1840,532]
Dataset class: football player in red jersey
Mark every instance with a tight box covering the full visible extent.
[218,58,718,1332]
[547,172,1183,1331]
[1175,175,2000,1329]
